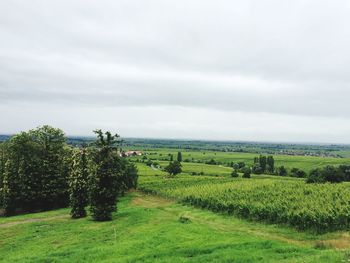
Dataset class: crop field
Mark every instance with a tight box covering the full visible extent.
[134,149,350,172]
[138,164,350,232]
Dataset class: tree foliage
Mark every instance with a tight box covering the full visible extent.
[69,147,89,218]
[253,155,275,174]
[164,161,182,176]
[89,130,122,221]
[177,152,182,162]
[306,165,349,184]
[1,127,69,215]
[242,167,251,178]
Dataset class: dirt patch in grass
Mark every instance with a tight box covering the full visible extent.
[0,214,69,229]
[320,233,350,249]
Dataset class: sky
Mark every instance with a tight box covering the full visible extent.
[1,0,350,143]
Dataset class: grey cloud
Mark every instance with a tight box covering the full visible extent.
[1,0,350,141]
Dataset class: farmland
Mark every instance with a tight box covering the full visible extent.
[2,138,350,262]
[139,169,350,232]
[132,148,350,173]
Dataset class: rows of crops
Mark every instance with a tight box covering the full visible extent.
[139,175,350,232]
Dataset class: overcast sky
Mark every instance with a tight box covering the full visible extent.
[1,0,350,143]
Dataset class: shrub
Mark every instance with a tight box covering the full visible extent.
[277,166,287,176]
[242,167,251,178]
[231,170,239,178]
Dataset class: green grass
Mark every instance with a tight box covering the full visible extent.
[133,149,350,172]
[155,161,232,176]
[0,192,349,262]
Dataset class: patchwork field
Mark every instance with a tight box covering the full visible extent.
[134,149,350,172]
[2,148,350,262]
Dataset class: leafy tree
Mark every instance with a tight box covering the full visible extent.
[242,167,251,178]
[117,160,138,196]
[323,165,344,183]
[252,163,263,174]
[2,158,20,215]
[206,159,217,165]
[339,165,350,181]
[231,169,239,178]
[307,166,344,184]
[69,148,89,219]
[266,156,275,173]
[259,155,267,172]
[169,154,173,161]
[34,126,68,209]
[237,162,246,169]
[291,168,307,178]
[146,159,153,167]
[123,162,138,190]
[277,166,287,176]
[232,163,240,170]
[164,161,182,176]
[2,132,43,213]
[89,130,122,221]
[306,169,325,183]
[177,152,182,162]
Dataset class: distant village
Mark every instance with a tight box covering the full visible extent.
[278,150,342,158]
[119,150,143,157]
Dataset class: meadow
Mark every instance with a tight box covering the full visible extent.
[136,148,350,172]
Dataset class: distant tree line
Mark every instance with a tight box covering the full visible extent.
[0,126,138,221]
[306,165,350,184]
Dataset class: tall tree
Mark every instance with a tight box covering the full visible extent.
[29,126,68,210]
[0,143,6,207]
[89,130,122,221]
[177,152,182,162]
[2,132,42,213]
[2,158,20,215]
[259,155,267,172]
[69,148,89,218]
[266,156,275,173]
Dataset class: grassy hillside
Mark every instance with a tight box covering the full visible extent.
[0,191,349,262]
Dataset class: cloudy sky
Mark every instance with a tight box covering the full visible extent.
[1,0,350,143]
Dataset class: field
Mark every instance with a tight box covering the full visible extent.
[2,147,350,262]
[1,191,349,262]
[138,168,350,232]
[134,149,350,172]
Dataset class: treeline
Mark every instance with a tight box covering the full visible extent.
[0,126,137,221]
[307,165,350,184]
[252,155,275,174]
